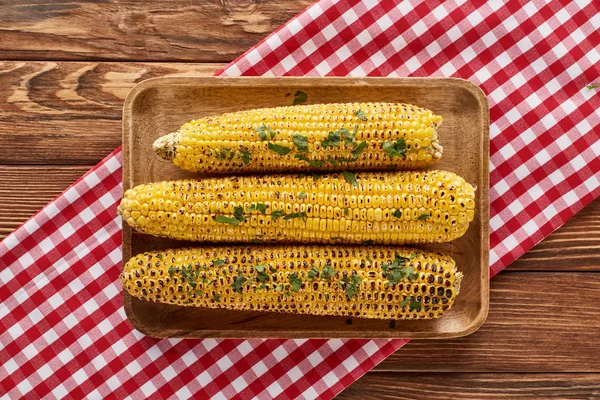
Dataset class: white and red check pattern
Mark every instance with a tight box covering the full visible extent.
[1,0,599,398]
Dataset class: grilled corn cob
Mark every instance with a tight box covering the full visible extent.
[121,245,461,320]
[154,102,443,173]
[118,170,475,244]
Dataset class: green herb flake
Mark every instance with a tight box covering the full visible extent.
[366,256,373,264]
[289,272,303,292]
[409,301,422,312]
[270,267,277,273]
[215,215,240,226]
[274,284,284,292]
[271,210,286,221]
[382,253,416,286]
[312,173,321,180]
[232,274,247,294]
[342,171,358,187]
[156,254,163,261]
[417,213,430,220]
[239,148,251,165]
[400,296,413,308]
[344,208,350,216]
[341,274,362,300]
[392,209,402,219]
[213,258,226,267]
[327,156,339,167]
[293,90,308,105]
[324,293,330,301]
[233,205,246,222]
[307,266,320,280]
[283,211,307,223]
[363,239,374,245]
[354,109,367,121]
[338,128,356,147]
[168,266,176,276]
[382,138,407,159]
[586,83,599,90]
[410,253,417,259]
[255,264,270,283]
[285,92,291,97]
[298,192,307,199]
[268,142,292,156]
[292,134,309,153]
[213,294,221,303]
[247,203,267,214]
[255,124,276,141]
[351,141,367,160]
[321,130,341,148]
[321,264,337,280]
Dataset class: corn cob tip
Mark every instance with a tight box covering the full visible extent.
[454,271,463,295]
[153,132,181,161]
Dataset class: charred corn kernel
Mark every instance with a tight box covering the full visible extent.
[117,170,475,245]
[120,245,462,320]
[153,102,443,173]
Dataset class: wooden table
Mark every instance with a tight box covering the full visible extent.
[1,2,599,398]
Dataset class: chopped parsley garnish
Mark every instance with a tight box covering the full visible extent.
[268,142,292,156]
[366,256,373,264]
[321,264,337,280]
[232,274,247,293]
[180,264,201,289]
[410,253,417,259]
[382,138,407,159]
[213,294,221,303]
[168,266,176,276]
[327,156,339,167]
[409,301,422,312]
[351,141,367,160]
[381,253,419,286]
[215,147,236,161]
[392,209,402,218]
[239,148,251,165]
[417,213,430,220]
[321,130,341,148]
[298,192,307,199]
[212,258,226,267]
[233,205,246,222]
[283,211,307,223]
[324,293,330,301]
[255,124,276,140]
[285,92,291,97]
[344,208,350,215]
[270,267,277,273]
[400,296,413,308]
[312,173,321,180]
[215,215,240,226]
[307,266,320,279]
[341,274,362,299]
[586,83,599,90]
[292,134,309,153]
[288,272,303,292]
[247,203,267,214]
[255,264,270,283]
[363,240,374,245]
[156,254,163,261]
[274,284,284,292]
[293,90,308,105]
[339,128,356,146]
[342,171,358,187]
[354,109,367,121]
[271,210,286,221]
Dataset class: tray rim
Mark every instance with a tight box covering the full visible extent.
[122,76,490,339]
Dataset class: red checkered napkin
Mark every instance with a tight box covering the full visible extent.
[2,0,599,398]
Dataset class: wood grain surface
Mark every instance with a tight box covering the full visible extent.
[0,0,311,62]
[337,373,600,399]
[0,62,223,164]
[1,4,599,396]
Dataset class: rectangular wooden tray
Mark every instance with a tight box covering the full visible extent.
[122,77,490,339]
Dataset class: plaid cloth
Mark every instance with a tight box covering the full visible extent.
[1,0,599,398]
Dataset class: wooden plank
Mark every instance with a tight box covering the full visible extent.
[0,165,90,238]
[375,271,600,372]
[508,198,600,271]
[0,62,223,164]
[0,0,310,62]
[338,373,600,399]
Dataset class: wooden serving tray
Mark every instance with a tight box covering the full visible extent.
[122,77,489,339]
